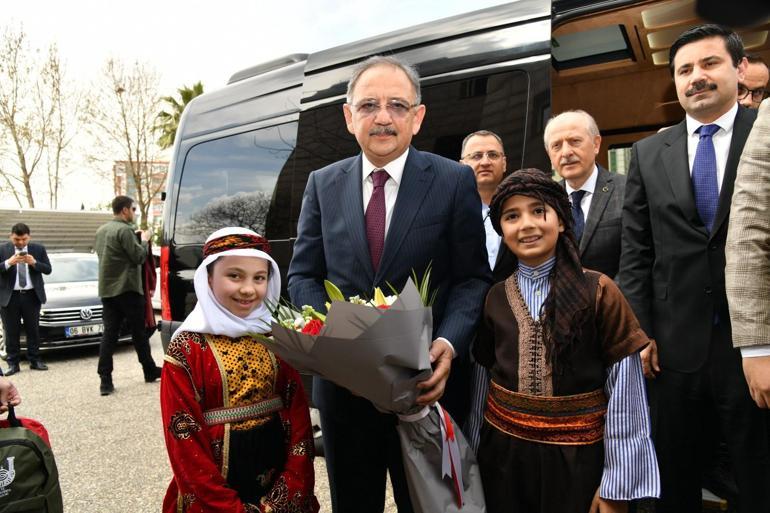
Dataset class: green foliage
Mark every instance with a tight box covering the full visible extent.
[385,263,438,307]
[412,262,438,307]
[154,81,204,150]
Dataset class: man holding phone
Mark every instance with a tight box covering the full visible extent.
[0,223,52,375]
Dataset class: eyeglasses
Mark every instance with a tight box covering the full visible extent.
[351,99,417,118]
[738,83,766,103]
[462,150,505,162]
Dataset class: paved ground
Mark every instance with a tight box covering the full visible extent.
[5,333,397,512]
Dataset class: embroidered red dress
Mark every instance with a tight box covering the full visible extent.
[161,330,319,513]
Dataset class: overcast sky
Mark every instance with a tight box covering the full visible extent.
[8,0,508,99]
[3,0,507,211]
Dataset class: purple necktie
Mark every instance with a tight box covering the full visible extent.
[366,169,389,271]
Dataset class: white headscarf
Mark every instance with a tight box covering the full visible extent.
[173,227,281,339]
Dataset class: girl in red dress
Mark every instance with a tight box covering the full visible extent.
[161,227,318,513]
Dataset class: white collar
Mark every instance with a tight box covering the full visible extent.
[565,165,599,195]
[361,148,409,185]
[685,102,738,137]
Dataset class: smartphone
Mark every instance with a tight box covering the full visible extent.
[17,251,27,256]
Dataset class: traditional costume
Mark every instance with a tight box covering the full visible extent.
[160,228,319,513]
[474,170,660,513]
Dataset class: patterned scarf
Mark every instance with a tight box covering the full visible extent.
[489,168,592,371]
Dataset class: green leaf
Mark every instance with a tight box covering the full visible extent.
[324,280,345,302]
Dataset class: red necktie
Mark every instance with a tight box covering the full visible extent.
[365,169,389,271]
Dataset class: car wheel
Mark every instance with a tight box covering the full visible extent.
[0,323,6,361]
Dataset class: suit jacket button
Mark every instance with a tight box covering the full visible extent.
[704,286,712,294]
[709,244,718,251]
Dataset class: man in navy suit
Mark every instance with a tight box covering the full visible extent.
[619,25,769,512]
[288,56,491,513]
[0,223,52,375]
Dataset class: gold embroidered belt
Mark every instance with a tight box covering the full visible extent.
[203,396,284,426]
[485,381,607,445]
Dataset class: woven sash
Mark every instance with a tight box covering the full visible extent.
[485,380,607,445]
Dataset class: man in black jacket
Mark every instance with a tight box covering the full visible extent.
[0,223,51,375]
[619,25,769,512]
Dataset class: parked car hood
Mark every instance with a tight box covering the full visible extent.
[44,281,102,309]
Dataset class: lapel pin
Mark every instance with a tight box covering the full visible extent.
[602,186,609,192]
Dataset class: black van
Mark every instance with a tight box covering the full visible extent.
[158,0,770,345]
[159,0,555,342]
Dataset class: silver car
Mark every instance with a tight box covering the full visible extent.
[0,252,132,359]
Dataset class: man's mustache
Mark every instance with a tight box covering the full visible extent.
[685,81,718,97]
[369,127,397,136]
[560,157,580,166]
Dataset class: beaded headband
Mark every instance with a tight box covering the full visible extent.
[202,233,272,258]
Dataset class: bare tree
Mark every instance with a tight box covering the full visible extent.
[0,26,56,208]
[179,192,272,239]
[87,58,164,229]
[44,44,85,209]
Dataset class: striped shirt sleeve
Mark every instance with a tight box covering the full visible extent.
[465,359,489,454]
[600,353,661,500]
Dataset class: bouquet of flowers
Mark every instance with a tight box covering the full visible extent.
[253,276,485,513]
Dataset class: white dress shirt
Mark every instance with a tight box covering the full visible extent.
[565,164,599,222]
[685,102,738,193]
[361,149,409,239]
[481,204,501,271]
[4,246,34,290]
[360,149,455,357]
[686,103,769,357]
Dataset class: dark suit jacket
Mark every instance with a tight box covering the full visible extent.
[619,106,757,372]
[288,147,492,419]
[491,241,516,283]
[562,166,625,278]
[0,242,52,307]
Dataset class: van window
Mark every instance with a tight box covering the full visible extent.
[290,70,537,234]
[173,122,298,244]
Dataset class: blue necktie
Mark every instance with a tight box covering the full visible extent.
[570,190,586,241]
[692,124,720,232]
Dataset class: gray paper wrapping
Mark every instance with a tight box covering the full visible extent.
[397,407,486,513]
[262,279,486,511]
[262,279,432,413]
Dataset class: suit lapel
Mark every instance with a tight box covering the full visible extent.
[580,167,612,253]
[339,156,375,283]
[711,107,755,239]
[661,121,707,235]
[375,148,434,281]
[493,239,506,269]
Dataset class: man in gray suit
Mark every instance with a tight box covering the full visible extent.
[545,110,625,278]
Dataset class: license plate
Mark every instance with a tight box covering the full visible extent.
[65,324,104,337]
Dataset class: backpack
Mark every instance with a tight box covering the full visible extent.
[0,406,63,513]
